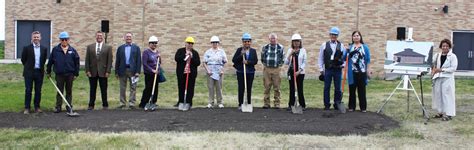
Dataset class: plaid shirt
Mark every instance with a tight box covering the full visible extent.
[261,43,284,68]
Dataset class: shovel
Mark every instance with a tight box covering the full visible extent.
[241,55,253,113]
[48,76,80,117]
[145,57,160,111]
[337,50,350,114]
[291,55,303,114]
[178,56,191,111]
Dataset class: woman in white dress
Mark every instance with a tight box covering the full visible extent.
[431,39,457,121]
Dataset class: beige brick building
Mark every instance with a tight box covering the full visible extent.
[5,0,474,76]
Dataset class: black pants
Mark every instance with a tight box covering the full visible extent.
[88,76,108,107]
[177,73,196,106]
[237,72,254,106]
[288,74,305,108]
[348,72,367,111]
[139,73,159,108]
[55,74,74,110]
[24,69,44,109]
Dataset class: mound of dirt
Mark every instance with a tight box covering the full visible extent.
[0,108,399,135]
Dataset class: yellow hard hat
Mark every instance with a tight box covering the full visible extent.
[185,36,195,43]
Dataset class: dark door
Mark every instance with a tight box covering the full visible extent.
[452,32,473,70]
[16,20,51,59]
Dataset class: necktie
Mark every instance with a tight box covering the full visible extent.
[96,47,101,57]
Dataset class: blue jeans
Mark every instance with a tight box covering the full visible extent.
[24,69,44,109]
[324,68,342,108]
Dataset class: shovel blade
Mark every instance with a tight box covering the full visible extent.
[182,103,190,111]
[241,103,253,113]
[336,102,346,114]
[66,112,80,117]
[144,103,152,111]
[291,105,303,114]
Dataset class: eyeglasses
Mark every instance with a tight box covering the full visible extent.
[187,42,194,45]
[243,40,251,43]
[150,42,158,45]
[60,38,69,41]
[330,34,338,36]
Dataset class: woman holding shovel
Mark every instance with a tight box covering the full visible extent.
[232,33,258,110]
[138,36,161,110]
[343,31,371,113]
[284,34,307,111]
[175,37,200,110]
[203,36,228,109]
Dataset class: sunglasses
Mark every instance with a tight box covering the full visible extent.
[187,42,194,45]
[243,40,251,43]
[330,34,338,36]
[60,38,69,41]
[211,42,219,44]
[150,42,158,45]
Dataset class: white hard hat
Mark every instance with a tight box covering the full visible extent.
[210,36,220,42]
[148,36,159,42]
[291,34,302,40]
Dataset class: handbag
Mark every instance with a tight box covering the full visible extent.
[158,67,166,83]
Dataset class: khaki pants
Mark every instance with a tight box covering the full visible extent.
[207,75,223,105]
[263,67,281,107]
[119,69,137,106]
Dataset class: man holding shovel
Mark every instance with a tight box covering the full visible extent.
[232,33,258,111]
[47,31,80,113]
[318,27,346,113]
[175,37,200,111]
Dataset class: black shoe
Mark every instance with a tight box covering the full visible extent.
[324,107,330,110]
[88,106,94,111]
[54,107,61,113]
[129,106,136,109]
[302,107,307,111]
[262,105,270,109]
[286,106,291,111]
[173,103,178,107]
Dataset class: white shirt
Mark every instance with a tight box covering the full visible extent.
[33,43,40,69]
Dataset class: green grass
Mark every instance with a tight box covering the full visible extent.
[1,64,473,148]
[0,40,4,59]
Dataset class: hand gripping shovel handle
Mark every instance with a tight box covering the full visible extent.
[48,76,73,109]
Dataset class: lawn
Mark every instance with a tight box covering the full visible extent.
[0,64,473,149]
[0,40,4,59]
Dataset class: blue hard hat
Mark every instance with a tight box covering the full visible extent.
[59,31,70,39]
[329,27,340,35]
[242,33,252,40]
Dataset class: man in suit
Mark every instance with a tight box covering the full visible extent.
[115,32,141,109]
[85,31,113,110]
[21,31,48,114]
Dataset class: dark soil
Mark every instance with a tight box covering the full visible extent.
[0,108,399,136]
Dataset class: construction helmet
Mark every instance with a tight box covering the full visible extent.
[185,36,195,43]
[210,36,220,42]
[329,27,340,35]
[242,33,252,40]
[59,31,70,39]
[291,34,302,40]
[148,36,159,42]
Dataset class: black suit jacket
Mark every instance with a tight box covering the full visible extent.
[21,44,48,78]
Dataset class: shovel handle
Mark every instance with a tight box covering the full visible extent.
[242,55,248,104]
[48,77,73,108]
[151,57,160,96]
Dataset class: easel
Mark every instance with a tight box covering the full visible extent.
[377,73,430,122]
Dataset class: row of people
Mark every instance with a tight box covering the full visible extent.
[20,27,371,114]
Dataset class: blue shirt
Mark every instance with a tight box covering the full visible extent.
[33,43,40,69]
[125,44,131,65]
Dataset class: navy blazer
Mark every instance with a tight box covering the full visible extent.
[21,44,48,78]
[46,44,80,76]
[115,43,141,76]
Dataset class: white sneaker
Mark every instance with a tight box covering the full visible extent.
[218,104,224,108]
[206,104,213,108]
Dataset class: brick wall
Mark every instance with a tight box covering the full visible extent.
[5,0,474,76]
